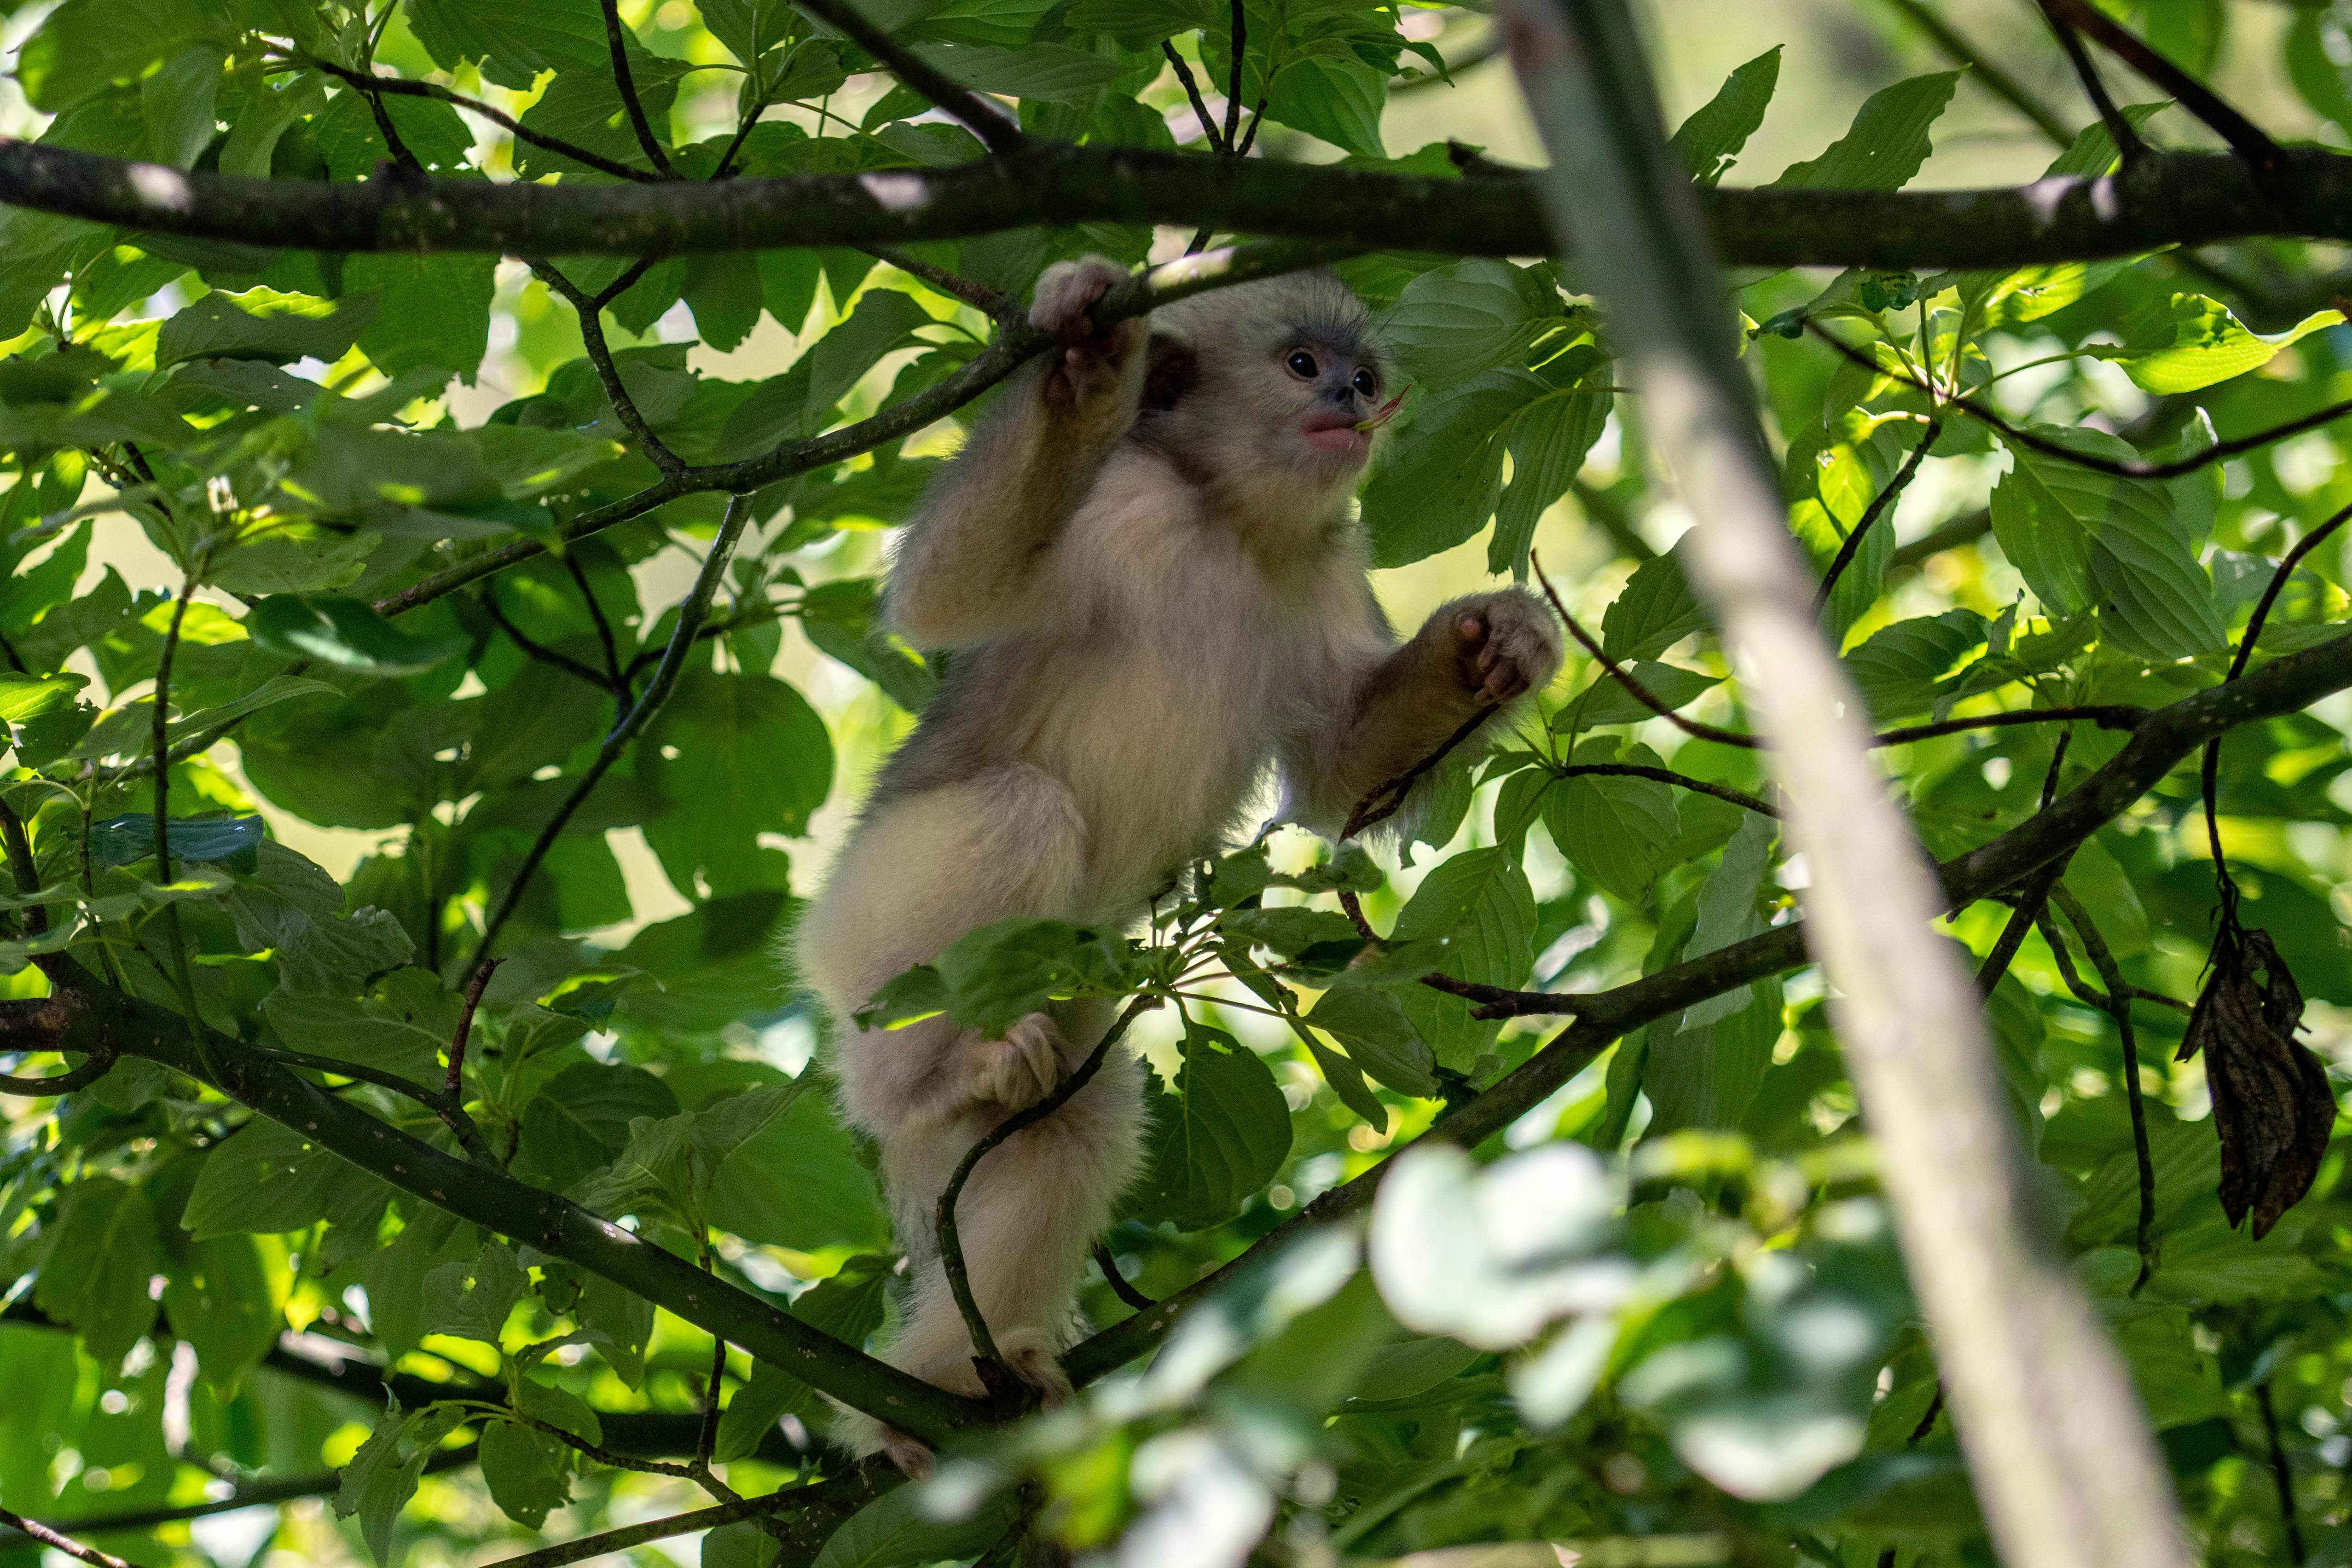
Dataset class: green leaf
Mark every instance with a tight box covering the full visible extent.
[520,1062,681,1192]
[1545,743,1680,903]
[1361,369,1536,567]
[2087,295,2346,394]
[1601,552,1709,661]
[184,1118,391,1238]
[1062,0,1216,46]
[1305,987,1439,1099]
[479,1421,571,1529]
[1392,845,1538,1070]
[247,595,466,677]
[905,40,1124,103]
[925,919,1129,1036]
[16,0,212,113]
[1492,385,1611,578]
[1669,46,1781,183]
[261,970,459,1085]
[334,1404,461,1567]
[2041,101,2169,179]
[1265,48,1387,159]
[157,287,379,369]
[407,0,610,89]
[713,1254,892,1460]
[87,811,263,874]
[705,1520,779,1568]
[640,669,833,897]
[34,1176,160,1364]
[702,0,799,62]
[0,671,89,723]
[160,1234,279,1397]
[224,840,416,997]
[1559,661,1719,730]
[209,529,382,596]
[346,252,498,381]
[1842,609,1989,720]
[809,1481,1022,1568]
[421,1242,529,1346]
[1129,1022,1292,1230]
[1383,259,1558,387]
[142,42,224,168]
[707,1086,891,1251]
[1768,72,1959,190]
[574,1271,655,1389]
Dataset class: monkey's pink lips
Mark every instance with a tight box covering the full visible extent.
[1300,411,1371,459]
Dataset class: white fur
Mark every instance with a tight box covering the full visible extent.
[796,260,1562,1468]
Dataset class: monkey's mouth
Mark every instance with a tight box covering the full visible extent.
[1300,410,1371,460]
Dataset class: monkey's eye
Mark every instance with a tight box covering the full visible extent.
[1285,349,1319,379]
[1352,367,1379,398]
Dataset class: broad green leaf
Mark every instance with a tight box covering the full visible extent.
[1545,742,1681,903]
[0,671,89,722]
[34,1176,160,1363]
[157,287,378,369]
[713,1254,892,1460]
[142,42,224,168]
[907,40,1124,103]
[702,0,799,62]
[1601,552,1709,661]
[247,595,466,677]
[574,1271,655,1389]
[809,1480,1022,1568]
[1305,986,1439,1099]
[346,252,498,381]
[407,0,610,89]
[224,840,416,996]
[2042,101,2170,178]
[1062,0,1217,46]
[926,919,1127,1036]
[208,529,382,596]
[1559,661,1720,730]
[1493,384,1611,578]
[1361,369,1537,567]
[1265,48,1387,160]
[334,1404,462,1566]
[184,1118,391,1238]
[1130,1023,1292,1230]
[16,0,212,113]
[520,1062,680,1192]
[261,970,460,1085]
[1670,46,1781,184]
[87,811,263,874]
[480,1422,572,1528]
[1383,259,1558,387]
[1842,609,1989,720]
[2087,295,2346,394]
[420,1242,529,1346]
[1392,845,1537,1070]
[705,1520,780,1568]
[639,668,834,897]
[160,1233,280,1397]
[1769,72,1959,190]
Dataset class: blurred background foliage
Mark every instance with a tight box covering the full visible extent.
[2,1,2352,1566]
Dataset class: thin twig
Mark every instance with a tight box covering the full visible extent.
[1556,763,1775,818]
[599,0,677,177]
[562,553,631,699]
[697,1332,727,1466]
[529,260,688,476]
[446,956,500,1098]
[1807,325,2352,479]
[1975,859,2069,997]
[1816,415,1942,611]
[936,995,1157,1382]
[353,19,425,176]
[1341,708,1497,840]
[1162,41,1225,153]
[1873,0,2074,145]
[1221,0,1246,151]
[2035,1,2151,165]
[293,56,661,182]
[151,576,220,1084]
[862,245,1017,317]
[2203,499,2352,919]
[481,594,618,692]
[1093,1241,1155,1311]
[592,257,658,312]
[2045,887,2160,1295]
[473,1480,867,1568]
[2257,1381,2309,1566]
[2045,0,2285,179]
[1533,555,1759,747]
[795,0,1023,153]
[0,795,50,936]
[467,495,755,972]
[0,1507,133,1568]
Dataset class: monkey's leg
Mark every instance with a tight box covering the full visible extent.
[890,1026,1146,1399]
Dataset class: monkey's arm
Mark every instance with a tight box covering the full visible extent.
[885,258,1147,648]
[1280,589,1562,834]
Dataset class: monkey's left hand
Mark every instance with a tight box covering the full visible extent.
[1443,590,1563,706]
[1031,255,1146,419]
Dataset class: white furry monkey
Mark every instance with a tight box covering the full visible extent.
[797,255,1562,1472]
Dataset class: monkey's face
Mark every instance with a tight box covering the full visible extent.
[1275,336,1385,471]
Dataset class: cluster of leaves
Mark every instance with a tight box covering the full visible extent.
[2,2,2352,1568]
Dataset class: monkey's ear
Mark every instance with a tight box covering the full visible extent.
[1141,334,1196,412]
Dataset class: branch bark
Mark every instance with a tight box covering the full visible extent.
[1502,10,2190,1568]
[3,138,2347,266]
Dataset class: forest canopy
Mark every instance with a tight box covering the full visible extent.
[4,1,2352,1566]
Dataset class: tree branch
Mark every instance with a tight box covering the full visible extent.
[1161,42,1225,153]
[7,139,2352,266]
[2035,0,2152,166]
[0,1505,135,1568]
[2044,0,2284,179]
[793,0,1024,154]
[2,980,988,1444]
[1816,415,1941,610]
[290,58,661,182]
[480,592,619,692]
[527,260,688,476]
[2044,886,2160,1293]
[469,493,754,969]
[1872,0,2075,146]
[598,0,677,178]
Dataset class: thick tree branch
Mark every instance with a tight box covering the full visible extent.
[0,983,988,1444]
[6,140,2352,266]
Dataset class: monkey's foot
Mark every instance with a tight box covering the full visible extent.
[1452,590,1564,706]
[1031,255,1142,417]
[879,1426,936,1480]
[966,1012,1066,1111]
[997,1326,1075,1409]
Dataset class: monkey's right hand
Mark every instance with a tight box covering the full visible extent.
[962,1012,1066,1111]
[1031,255,1145,419]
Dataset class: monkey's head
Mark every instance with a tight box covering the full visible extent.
[1139,270,1392,501]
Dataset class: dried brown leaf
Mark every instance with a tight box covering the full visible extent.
[2176,926,2336,1238]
